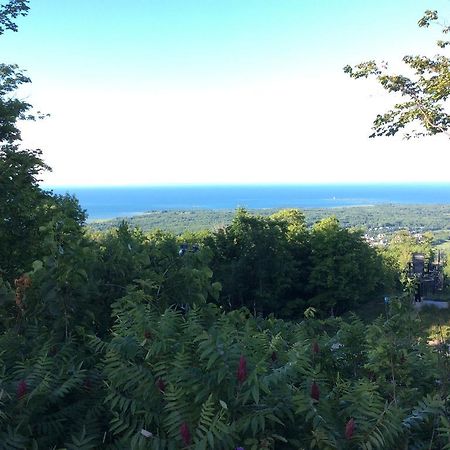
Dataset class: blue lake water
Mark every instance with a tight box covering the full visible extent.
[47,184,450,220]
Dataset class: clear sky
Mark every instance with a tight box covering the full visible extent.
[1,0,449,186]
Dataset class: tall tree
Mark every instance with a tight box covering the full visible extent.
[207,209,306,315]
[0,0,85,281]
[308,217,383,314]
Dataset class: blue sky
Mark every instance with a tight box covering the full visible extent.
[1,0,449,185]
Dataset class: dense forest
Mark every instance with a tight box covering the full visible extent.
[89,204,450,237]
[1,1,450,449]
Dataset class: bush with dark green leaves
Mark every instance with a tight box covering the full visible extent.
[205,209,389,317]
[2,264,450,450]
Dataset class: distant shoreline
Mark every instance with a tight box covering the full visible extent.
[86,204,450,236]
[86,203,380,223]
[49,184,450,221]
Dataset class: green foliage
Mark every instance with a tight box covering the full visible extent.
[205,208,308,316]
[86,296,448,449]
[0,2,83,283]
[1,220,449,449]
[308,217,385,313]
[381,230,434,288]
[0,144,87,282]
[344,9,450,139]
[0,330,106,449]
[0,0,29,36]
[95,223,218,314]
[1,3,449,449]
[205,210,388,317]
[88,204,450,237]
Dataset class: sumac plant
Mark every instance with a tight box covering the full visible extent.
[86,295,449,450]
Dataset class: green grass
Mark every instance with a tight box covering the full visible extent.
[350,294,450,342]
[416,305,450,341]
[437,240,450,256]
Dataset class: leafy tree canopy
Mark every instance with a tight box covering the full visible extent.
[344,9,450,139]
[0,0,28,36]
[0,0,85,282]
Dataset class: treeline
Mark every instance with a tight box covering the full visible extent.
[86,207,437,318]
[89,204,450,236]
[1,193,436,320]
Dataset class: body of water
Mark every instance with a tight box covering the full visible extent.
[48,184,450,220]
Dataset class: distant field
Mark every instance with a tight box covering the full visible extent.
[87,203,450,237]
[437,240,450,253]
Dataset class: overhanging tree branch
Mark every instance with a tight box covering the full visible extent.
[344,9,450,140]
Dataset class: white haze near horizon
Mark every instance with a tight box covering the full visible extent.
[22,71,450,188]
